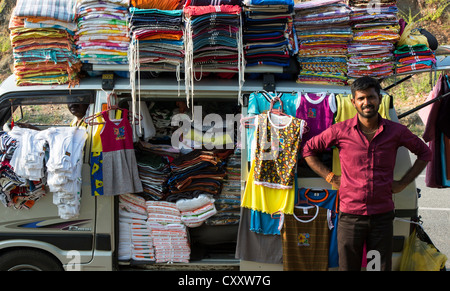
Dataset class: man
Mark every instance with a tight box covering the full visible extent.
[302,76,432,271]
[68,103,89,128]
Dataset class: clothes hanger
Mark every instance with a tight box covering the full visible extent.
[268,96,289,117]
[85,92,142,126]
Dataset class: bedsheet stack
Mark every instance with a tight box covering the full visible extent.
[206,149,241,225]
[242,0,296,68]
[146,201,190,263]
[118,194,155,262]
[183,3,243,73]
[294,0,352,85]
[165,150,228,201]
[129,6,184,71]
[394,44,436,74]
[347,0,400,81]
[135,149,171,200]
[9,0,80,86]
[76,0,130,65]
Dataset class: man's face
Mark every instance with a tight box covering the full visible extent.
[68,103,89,120]
[351,88,382,119]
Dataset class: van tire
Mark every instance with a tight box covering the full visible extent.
[0,249,63,271]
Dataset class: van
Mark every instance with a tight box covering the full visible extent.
[0,72,424,271]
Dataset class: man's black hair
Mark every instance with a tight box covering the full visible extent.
[350,76,381,98]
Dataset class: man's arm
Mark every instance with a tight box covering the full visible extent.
[391,159,428,193]
[304,155,341,189]
[302,125,340,188]
[393,125,432,193]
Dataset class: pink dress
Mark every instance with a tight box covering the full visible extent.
[100,109,143,196]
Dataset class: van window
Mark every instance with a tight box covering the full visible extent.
[12,104,75,126]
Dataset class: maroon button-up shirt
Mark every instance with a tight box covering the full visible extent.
[302,115,432,215]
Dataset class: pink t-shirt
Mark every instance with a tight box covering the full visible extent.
[296,93,336,149]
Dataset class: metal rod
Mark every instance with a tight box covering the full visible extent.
[398,91,450,119]
[382,74,413,91]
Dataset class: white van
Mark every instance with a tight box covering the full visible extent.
[0,72,423,271]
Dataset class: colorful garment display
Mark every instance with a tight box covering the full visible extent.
[347,0,400,82]
[394,44,436,74]
[9,0,80,86]
[183,4,244,74]
[76,0,130,65]
[243,0,297,68]
[129,7,185,71]
[294,1,352,85]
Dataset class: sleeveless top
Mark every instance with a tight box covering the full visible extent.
[253,112,304,189]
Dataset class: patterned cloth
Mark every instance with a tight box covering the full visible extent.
[253,113,304,189]
[13,0,77,22]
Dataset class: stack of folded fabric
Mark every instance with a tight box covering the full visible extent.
[294,0,352,85]
[146,201,190,263]
[9,0,81,86]
[76,0,130,65]
[347,0,400,82]
[135,149,171,200]
[128,3,185,71]
[118,194,155,262]
[206,149,241,225]
[242,0,297,68]
[394,44,436,74]
[165,150,227,201]
[176,194,217,227]
[183,2,244,73]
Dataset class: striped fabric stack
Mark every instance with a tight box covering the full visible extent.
[242,0,297,68]
[294,0,352,85]
[76,0,130,65]
[9,0,80,86]
[118,194,155,262]
[347,0,400,82]
[146,201,190,263]
[128,0,185,71]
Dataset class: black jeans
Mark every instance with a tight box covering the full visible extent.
[337,211,395,271]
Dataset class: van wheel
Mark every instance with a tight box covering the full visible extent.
[0,249,63,271]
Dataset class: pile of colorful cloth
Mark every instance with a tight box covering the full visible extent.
[146,201,190,263]
[118,194,155,262]
[165,150,228,201]
[9,0,80,86]
[347,0,400,81]
[183,3,243,73]
[294,0,352,85]
[206,149,241,226]
[394,44,436,74]
[128,2,185,71]
[76,0,130,65]
[242,0,297,68]
[135,149,171,200]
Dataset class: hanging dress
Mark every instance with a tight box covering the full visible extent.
[100,109,143,196]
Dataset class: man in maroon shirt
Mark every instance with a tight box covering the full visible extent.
[302,76,432,271]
